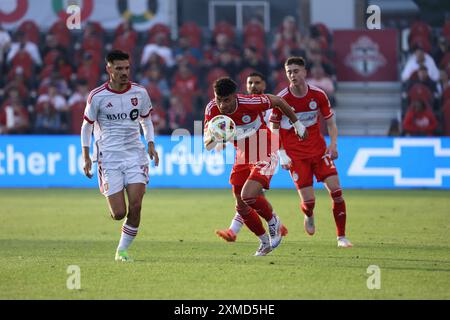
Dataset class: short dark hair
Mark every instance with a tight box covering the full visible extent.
[213,77,237,97]
[285,56,306,67]
[247,71,266,82]
[105,50,130,64]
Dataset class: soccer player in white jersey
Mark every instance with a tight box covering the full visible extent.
[215,72,288,243]
[80,50,159,262]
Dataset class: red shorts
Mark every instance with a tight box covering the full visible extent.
[230,153,278,189]
[289,153,338,189]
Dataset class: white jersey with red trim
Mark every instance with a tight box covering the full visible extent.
[83,82,152,165]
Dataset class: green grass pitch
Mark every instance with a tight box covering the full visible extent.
[0,188,449,299]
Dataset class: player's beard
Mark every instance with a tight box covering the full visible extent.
[120,75,128,84]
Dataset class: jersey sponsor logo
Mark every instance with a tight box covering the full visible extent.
[309,100,317,110]
[105,109,139,121]
[242,115,251,123]
[130,109,139,121]
[235,117,262,140]
[280,111,318,129]
[106,113,128,120]
[131,97,138,106]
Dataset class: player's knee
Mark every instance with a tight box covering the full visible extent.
[241,195,257,207]
[330,189,344,203]
[128,201,142,214]
[301,199,315,215]
[110,210,126,220]
[235,204,250,216]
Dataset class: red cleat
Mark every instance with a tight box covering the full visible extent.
[280,224,288,237]
[215,229,237,242]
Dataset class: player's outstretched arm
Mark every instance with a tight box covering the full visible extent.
[266,94,308,140]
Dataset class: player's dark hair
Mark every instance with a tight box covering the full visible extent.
[247,71,266,82]
[105,50,130,64]
[285,56,306,67]
[213,77,238,97]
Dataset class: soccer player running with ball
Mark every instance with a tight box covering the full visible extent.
[81,50,159,262]
[215,72,288,243]
[204,77,307,256]
[270,56,352,248]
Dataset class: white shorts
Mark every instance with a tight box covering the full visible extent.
[97,163,149,197]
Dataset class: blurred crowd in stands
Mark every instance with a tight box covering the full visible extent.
[398,19,450,136]
[1,15,449,136]
[0,16,336,136]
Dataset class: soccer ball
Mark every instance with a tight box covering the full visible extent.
[208,115,236,141]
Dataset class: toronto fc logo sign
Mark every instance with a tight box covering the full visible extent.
[131,97,138,106]
[345,36,386,77]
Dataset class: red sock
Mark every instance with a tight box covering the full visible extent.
[331,189,346,237]
[236,205,266,236]
[301,199,315,217]
[251,195,273,222]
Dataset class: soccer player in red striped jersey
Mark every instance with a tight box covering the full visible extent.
[215,72,288,243]
[204,77,307,256]
[270,56,352,248]
[80,50,159,261]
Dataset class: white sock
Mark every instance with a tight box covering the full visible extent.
[258,233,270,246]
[229,213,244,234]
[268,213,278,226]
[117,223,138,251]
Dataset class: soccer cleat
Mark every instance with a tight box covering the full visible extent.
[115,250,133,262]
[337,237,353,248]
[304,215,315,236]
[215,229,237,242]
[268,214,282,249]
[254,242,272,256]
[280,224,288,237]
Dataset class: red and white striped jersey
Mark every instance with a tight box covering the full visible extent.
[83,82,152,165]
[270,85,333,159]
[204,94,279,164]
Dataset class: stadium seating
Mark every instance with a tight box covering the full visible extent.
[148,23,171,45]
[238,67,257,92]
[442,19,450,42]
[18,20,40,44]
[179,21,202,48]
[213,21,236,42]
[407,83,434,106]
[442,86,450,103]
[442,99,450,135]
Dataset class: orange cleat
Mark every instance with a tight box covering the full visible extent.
[215,229,237,242]
[280,224,288,237]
